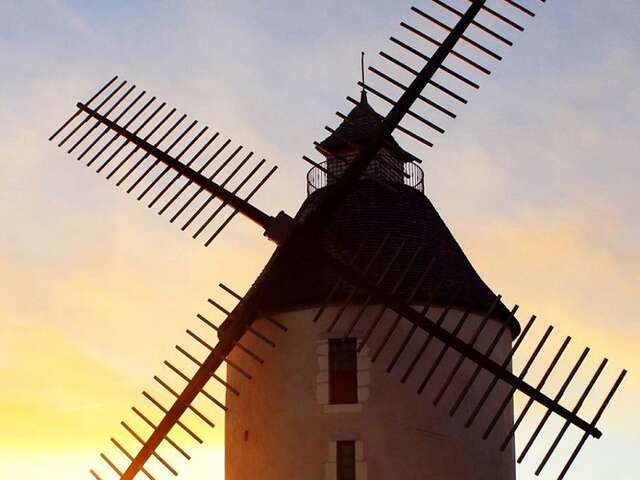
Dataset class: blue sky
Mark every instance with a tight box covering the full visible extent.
[1,1,638,479]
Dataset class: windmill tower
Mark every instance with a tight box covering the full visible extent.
[47,2,628,480]
[225,89,520,480]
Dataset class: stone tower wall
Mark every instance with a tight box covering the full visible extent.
[225,305,516,480]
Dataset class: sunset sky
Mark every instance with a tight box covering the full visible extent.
[1,1,638,479]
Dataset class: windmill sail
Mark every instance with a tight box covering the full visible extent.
[304,0,543,175]
[321,238,626,478]
[88,285,287,480]
[50,83,291,246]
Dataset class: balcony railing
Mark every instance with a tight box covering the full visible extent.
[307,161,424,196]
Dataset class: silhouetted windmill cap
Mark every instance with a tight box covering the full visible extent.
[252,89,518,334]
[253,181,520,336]
[318,91,420,164]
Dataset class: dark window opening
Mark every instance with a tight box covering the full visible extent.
[329,338,358,404]
[336,440,356,480]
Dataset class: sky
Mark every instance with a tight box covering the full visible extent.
[0,0,638,479]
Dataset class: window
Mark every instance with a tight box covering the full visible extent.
[336,440,356,480]
[329,338,358,404]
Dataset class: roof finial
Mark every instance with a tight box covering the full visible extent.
[360,51,368,103]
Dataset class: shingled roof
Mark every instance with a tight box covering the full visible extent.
[242,94,519,335]
[318,91,419,163]
[255,181,519,335]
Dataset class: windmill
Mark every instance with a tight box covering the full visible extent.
[48,1,628,479]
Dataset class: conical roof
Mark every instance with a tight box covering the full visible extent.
[318,91,417,163]
[243,97,519,335]
[253,181,519,335]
